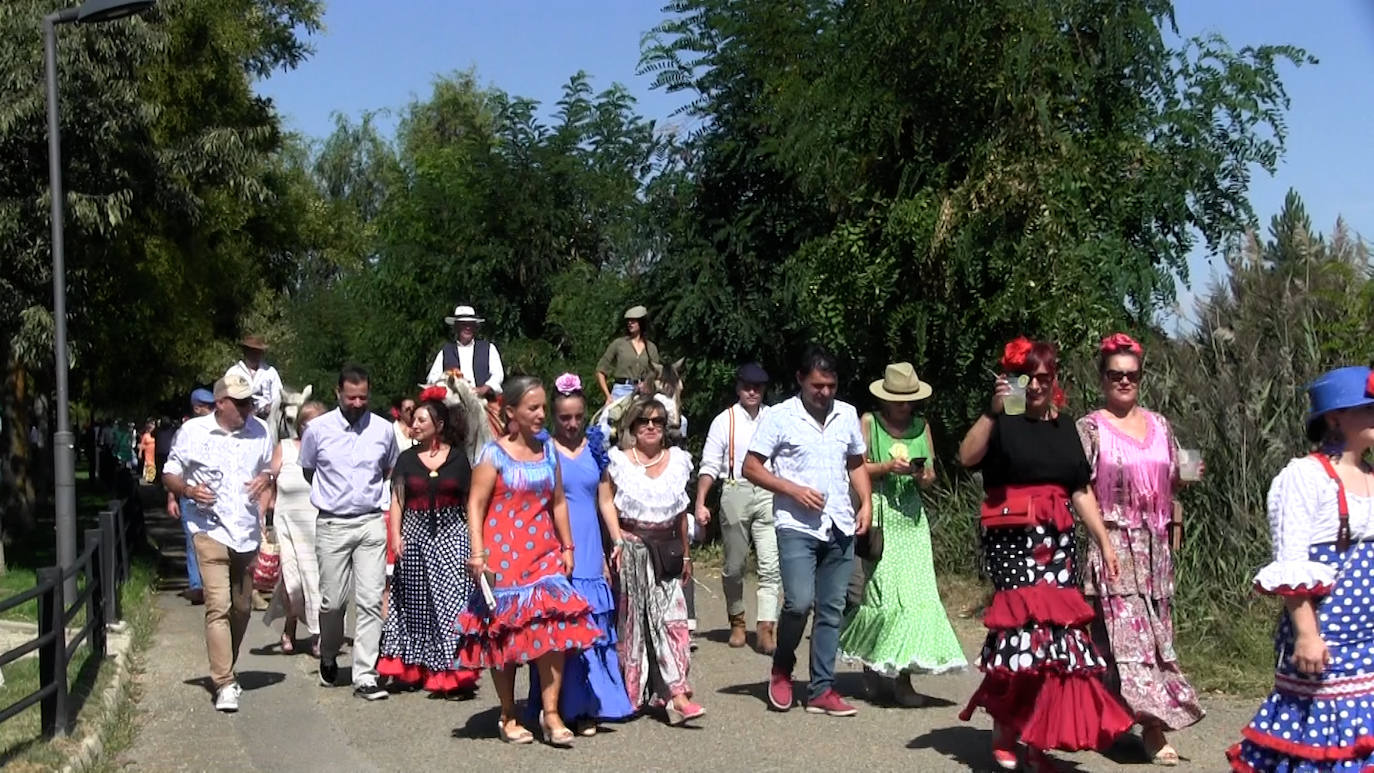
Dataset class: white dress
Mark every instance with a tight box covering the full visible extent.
[263,440,321,634]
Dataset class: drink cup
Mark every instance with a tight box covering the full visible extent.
[1178,448,1203,482]
[1003,379,1026,416]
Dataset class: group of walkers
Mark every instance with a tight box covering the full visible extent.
[154,300,1374,772]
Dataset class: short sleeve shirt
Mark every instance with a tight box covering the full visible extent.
[164,414,273,551]
[596,337,661,381]
[298,409,399,516]
[747,396,866,539]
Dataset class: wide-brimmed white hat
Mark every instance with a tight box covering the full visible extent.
[445,305,484,325]
[869,362,933,402]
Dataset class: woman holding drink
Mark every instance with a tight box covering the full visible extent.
[958,337,1131,772]
[1076,334,1204,765]
[840,362,966,706]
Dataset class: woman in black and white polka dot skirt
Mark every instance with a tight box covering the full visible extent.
[956,337,1132,772]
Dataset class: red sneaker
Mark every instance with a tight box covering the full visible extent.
[804,689,857,717]
[768,668,794,711]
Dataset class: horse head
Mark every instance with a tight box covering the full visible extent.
[279,384,313,439]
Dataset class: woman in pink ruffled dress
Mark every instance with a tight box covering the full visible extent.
[1077,333,1204,766]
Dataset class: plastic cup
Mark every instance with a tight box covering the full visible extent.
[1178,449,1203,482]
[1003,379,1026,416]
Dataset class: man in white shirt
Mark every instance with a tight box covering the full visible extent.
[227,335,282,426]
[745,345,872,718]
[162,373,274,714]
[424,305,505,397]
[695,362,780,654]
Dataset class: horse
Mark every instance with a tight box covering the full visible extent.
[426,371,497,462]
[592,357,688,446]
[278,385,314,441]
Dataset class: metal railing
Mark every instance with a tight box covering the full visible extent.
[0,497,131,737]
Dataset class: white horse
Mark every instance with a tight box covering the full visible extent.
[426,372,496,461]
[279,385,313,440]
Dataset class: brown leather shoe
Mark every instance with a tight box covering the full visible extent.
[756,621,776,655]
[728,613,748,648]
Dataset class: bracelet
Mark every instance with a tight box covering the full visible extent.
[561,544,575,552]
[476,549,490,558]
[612,538,625,547]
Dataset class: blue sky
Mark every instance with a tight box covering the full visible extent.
[258,0,1374,322]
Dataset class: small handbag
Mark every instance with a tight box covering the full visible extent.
[979,492,1038,529]
[640,528,686,579]
[253,534,281,592]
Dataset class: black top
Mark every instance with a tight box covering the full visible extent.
[394,445,471,512]
[975,413,1092,492]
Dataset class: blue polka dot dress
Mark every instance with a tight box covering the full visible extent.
[1229,456,1374,772]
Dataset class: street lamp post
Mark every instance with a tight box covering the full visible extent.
[44,0,154,601]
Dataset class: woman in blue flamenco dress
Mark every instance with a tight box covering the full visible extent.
[526,374,636,735]
[1229,366,1374,772]
[457,376,601,748]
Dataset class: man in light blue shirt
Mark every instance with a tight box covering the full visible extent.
[745,344,872,717]
[299,364,399,701]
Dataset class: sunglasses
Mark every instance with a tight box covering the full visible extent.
[633,416,668,429]
[1105,369,1142,384]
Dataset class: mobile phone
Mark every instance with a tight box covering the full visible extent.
[910,456,927,472]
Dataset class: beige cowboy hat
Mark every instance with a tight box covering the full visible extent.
[869,362,933,402]
[623,305,649,320]
[445,305,485,325]
[240,335,268,351]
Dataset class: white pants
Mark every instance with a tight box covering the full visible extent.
[315,515,386,685]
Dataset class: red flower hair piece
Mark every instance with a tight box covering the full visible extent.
[1099,332,1143,357]
[1366,371,1374,398]
[1000,337,1035,372]
[1052,385,1067,408]
[418,386,448,403]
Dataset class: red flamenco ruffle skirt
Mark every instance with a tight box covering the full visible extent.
[376,657,480,693]
[455,574,601,670]
[963,506,1133,752]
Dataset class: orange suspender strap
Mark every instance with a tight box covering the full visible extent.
[727,407,736,481]
[1309,453,1351,551]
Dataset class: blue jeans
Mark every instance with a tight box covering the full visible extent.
[181,498,202,591]
[773,526,855,700]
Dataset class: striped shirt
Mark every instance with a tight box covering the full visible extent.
[747,396,866,539]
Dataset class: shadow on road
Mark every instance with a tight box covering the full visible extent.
[181,670,285,696]
[908,726,1097,772]
[450,705,504,739]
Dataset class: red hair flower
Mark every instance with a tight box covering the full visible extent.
[1052,384,1067,408]
[1099,332,1143,357]
[418,386,449,403]
[1366,370,1374,398]
[1000,337,1034,372]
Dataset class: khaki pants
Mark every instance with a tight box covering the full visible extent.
[719,480,780,622]
[192,533,257,690]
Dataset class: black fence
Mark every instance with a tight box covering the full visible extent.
[0,498,133,737]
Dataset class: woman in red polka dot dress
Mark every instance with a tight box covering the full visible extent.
[456,375,600,748]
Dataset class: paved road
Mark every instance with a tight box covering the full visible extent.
[119,512,1255,772]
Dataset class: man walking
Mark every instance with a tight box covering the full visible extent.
[162,374,274,712]
[695,362,780,653]
[744,345,871,717]
[227,335,283,437]
[168,389,217,605]
[300,364,398,701]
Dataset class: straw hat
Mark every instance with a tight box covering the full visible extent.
[444,305,485,325]
[240,335,268,351]
[869,362,933,402]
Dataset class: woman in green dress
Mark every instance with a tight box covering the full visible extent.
[840,362,966,707]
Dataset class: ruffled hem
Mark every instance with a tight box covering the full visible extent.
[454,575,602,669]
[376,657,480,693]
[984,585,1095,629]
[960,670,1133,752]
[840,652,967,677]
[1239,726,1374,761]
[570,576,618,647]
[1253,561,1336,598]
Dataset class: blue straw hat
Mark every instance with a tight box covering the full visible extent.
[1305,366,1374,442]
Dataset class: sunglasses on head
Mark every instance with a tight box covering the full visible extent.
[1105,369,1142,384]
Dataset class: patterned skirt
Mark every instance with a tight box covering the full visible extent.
[1228,542,1374,772]
[377,505,481,692]
[960,518,1133,751]
[617,537,692,706]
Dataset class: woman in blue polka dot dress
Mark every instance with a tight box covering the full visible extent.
[1228,366,1374,772]
[456,376,601,748]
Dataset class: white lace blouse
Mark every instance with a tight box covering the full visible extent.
[607,447,693,528]
[1256,456,1374,595]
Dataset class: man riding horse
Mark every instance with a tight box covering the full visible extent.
[424,304,506,442]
